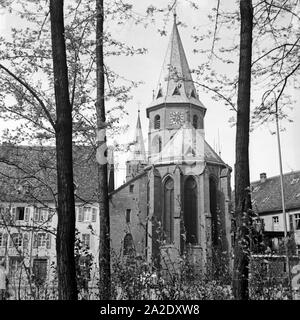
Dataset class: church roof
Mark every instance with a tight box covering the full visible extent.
[127,111,147,163]
[251,171,300,214]
[149,121,225,166]
[148,15,205,109]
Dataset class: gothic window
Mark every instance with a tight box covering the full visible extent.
[193,115,198,129]
[152,135,162,154]
[154,115,160,129]
[123,233,134,256]
[191,89,196,98]
[163,177,174,243]
[209,176,219,247]
[184,176,198,244]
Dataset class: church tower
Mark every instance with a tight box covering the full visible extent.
[145,14,232,274]
[147,13,206,161]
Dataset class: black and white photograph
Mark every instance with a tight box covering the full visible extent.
[0,0,299,310]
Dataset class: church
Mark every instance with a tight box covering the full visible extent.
[109,14,233,274]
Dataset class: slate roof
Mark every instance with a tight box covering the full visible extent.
[251,171,300,214]
[148,15,205,109]
[0,144,98,203]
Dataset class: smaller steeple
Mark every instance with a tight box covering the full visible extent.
[131,110,146,162]
[126,110,147,181]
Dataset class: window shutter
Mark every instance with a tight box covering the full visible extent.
[9,234,14,247]
[11,207,16,222]
[92,208,97,222]
[33,233,38,248]
[3,234,8,248]
[23,233,29,249]
[87,234,90,248]
[46,234,51,249]
[78,208,83,222]
[25,207,30,222]
[33,208,39,222]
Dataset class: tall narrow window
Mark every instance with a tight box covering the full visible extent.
[163,177,174,243]
[154,115,160,129]
[209,177,219,247]
[193,115,198,129]
[295,214,300,230]
[184,176,198,244]
[126,209,131,223]
[152,135,162,154]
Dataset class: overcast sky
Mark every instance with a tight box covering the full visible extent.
[0,0,299,188]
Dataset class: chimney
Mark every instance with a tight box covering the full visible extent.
[260,172,267,183]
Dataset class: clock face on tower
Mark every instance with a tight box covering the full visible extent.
[169,111,184,126]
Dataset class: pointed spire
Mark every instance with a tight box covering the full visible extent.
[128,111,147,162]
[150,14,205,109]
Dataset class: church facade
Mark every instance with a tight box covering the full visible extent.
[109,16,233,274]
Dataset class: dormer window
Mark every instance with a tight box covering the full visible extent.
[190,89,196,98]
[156,88,163,99]
[172,86,181,95]
[154,115,160,129]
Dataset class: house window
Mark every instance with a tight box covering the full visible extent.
[16,207,25,220]
[129,184,134,193]
[0,233,8,247]
[33,233,51,248]
[9,256,23,277]
[126,209,131,223]
[295,214,300,230]
[154,115,160,129]
[33,258,47,284]
[82,234,90,248]
[272,216,279,230]
[39,208,48,222]
[10,233,22,248]
[92,208,97,222]
[84,207,91,221]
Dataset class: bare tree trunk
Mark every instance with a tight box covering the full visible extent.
[49,0,77,300]
[96,0,111,299]
[233,0,253,300]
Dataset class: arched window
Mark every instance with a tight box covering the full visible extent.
[154,115,160,129]
[163,177,174,243]
[152,135,162,154]
[209,177,219,247]
[184,176,198,244]
[193,115,198,129]
[123,233,134,256]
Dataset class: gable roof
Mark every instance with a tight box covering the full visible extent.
[0,144,99,204]
[251,171,300,214]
